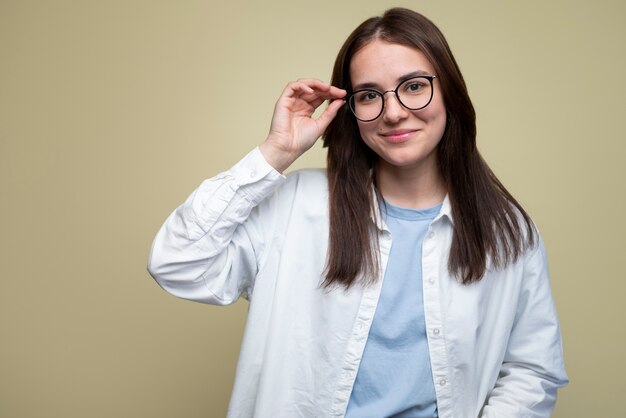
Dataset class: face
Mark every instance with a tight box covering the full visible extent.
[349,40,447,175]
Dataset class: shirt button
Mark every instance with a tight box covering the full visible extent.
[428,277,435,285]
[428,231,435,239]
[249,170,256,178]
[439,378,447,386]
[433,328,440,336]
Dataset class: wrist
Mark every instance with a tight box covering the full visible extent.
[259,142,299,173]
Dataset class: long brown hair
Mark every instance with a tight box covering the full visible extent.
[322,8,535,287]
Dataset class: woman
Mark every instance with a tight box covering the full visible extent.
[148,8,567,418]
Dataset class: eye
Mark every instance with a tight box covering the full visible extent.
[404,81,426,94]
[355,90,380,104]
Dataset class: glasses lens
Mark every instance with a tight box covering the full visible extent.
[397,77,433,110]
[349,90,382,121]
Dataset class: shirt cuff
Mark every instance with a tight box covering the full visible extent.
[231,147,285,183]
[230,147,287,202]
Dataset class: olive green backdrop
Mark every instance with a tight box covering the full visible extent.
[1,0,624,417]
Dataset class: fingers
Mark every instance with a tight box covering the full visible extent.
[327,84,347,99]
[282,79,346,102]
[300,79,347,99]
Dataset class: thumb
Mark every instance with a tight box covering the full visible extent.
[314,99,346,132]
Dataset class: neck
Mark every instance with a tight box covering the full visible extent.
[375,158,446,209]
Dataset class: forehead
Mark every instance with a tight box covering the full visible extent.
[349,40,435,85]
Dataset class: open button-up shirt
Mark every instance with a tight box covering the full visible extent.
[148,148,568,418]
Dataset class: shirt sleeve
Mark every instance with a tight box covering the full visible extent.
[147,147,286,305]
[480,238,569,418]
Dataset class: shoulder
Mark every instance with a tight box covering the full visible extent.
[286,167,328,184]
[255,168,329,218]
[495,198,539,259]
[281,168,329,197]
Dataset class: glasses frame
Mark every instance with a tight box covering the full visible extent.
[346,75,438,122]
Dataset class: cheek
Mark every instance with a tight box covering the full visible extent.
[425,102,447,137]
[357,118,381,137]
[435,110,447,136]
[356,121,377,146]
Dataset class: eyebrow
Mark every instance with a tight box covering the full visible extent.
[352,70,432,91]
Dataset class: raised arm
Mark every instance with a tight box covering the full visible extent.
[147,80,345,304]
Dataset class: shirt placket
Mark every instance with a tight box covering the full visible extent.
[329,230,391,417]
[422,219,453,418]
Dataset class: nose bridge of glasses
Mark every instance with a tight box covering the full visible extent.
[381,88,406,110]
[382,89,398,98]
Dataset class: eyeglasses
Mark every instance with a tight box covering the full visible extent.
[346,75,438,122]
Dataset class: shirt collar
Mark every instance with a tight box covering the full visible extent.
[370,192,454,231]
[437,194,454,225]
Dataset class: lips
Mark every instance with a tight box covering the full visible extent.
[380,129,417,143]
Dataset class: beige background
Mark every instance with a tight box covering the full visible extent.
[1,0,624,417]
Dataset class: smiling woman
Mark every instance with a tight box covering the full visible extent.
[147,7,568,418]
[349,41,447,204]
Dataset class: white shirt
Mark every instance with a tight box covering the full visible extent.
[148,148,568,418]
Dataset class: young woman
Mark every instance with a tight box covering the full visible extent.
[148,8,567,418]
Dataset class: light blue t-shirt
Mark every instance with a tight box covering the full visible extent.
[346,200,442,418]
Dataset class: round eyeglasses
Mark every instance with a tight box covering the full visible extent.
[346,75,438,122]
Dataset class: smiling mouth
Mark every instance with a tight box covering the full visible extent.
[381,130,417,142]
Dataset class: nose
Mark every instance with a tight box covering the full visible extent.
[381,91,409,123]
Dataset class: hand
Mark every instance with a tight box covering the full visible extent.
[260,79,346,172]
